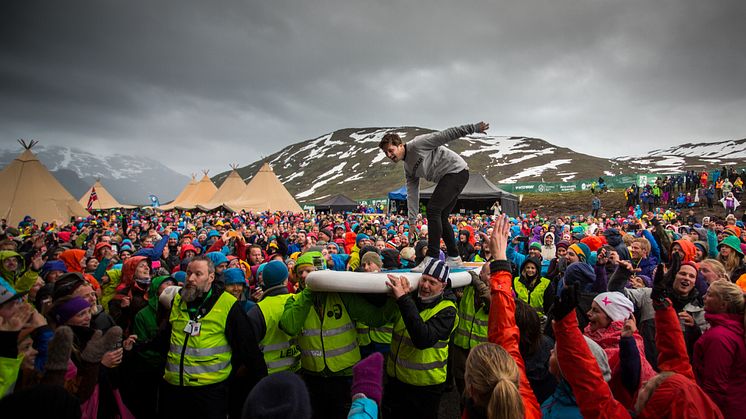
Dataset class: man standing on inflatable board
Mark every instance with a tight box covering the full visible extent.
[379,121,490,271]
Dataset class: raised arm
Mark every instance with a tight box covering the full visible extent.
[487,214,541,419]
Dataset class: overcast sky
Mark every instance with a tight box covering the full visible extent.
[2,0,745,175]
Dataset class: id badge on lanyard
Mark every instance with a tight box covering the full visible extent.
[183,319,202,336]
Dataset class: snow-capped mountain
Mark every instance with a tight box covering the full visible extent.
[218,127,746,203]
[0,145,189,205]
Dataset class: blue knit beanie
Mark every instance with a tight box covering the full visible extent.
[223,268,246,286]
[262,260,289,289]
[206,251,229,267]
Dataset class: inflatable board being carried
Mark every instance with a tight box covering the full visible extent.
[306,263,484,293]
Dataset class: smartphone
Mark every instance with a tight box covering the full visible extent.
[312,256,324,270]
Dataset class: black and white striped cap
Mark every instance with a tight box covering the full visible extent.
[422,258,450,283]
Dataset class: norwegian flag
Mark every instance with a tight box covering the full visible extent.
[86,186,99,211]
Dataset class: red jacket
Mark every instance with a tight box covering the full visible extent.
[693,312,746,419]
[485,263,542,419]
[557,299,724,419]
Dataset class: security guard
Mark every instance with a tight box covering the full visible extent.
[451,270,490,396]
[247,260,300,374]
[384,258,459,419]
[280,251,397,419]
[157,255,267,419]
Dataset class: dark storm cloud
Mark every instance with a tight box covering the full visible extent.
[1,0,745,174]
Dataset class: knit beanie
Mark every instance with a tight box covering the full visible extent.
[556,240,570,250]
[40,260,67,278]
[356,233,370,246]
[172,271,187,284]
[351,353,384,406]
[242,371,311,419]
[529,242,542,251]
[223,268,246,286]
[52,297,91,325]
[422,258,450,283]
[569,242,591,260]
[380,248,401,270]
[361,251,383,269]
[206,251,229,268]
[584,337,612,382]
[262,260,289,289]
[295,251,320,274]
[563,262,596,288]
[593,292,634,322]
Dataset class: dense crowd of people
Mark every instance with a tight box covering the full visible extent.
[0,195,744,418]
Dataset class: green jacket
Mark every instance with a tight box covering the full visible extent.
[0,250,38,294]
[280,289,397,376]
[132,276,172,368]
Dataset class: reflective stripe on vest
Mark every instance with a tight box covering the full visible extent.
[386,298,458,386]
[369,324,393,344]
[258,293,301,374]
[356,322,371,346]
[297,292,360,373]
[513,276,551,316]
[453,286,489,349]
[164,291,236,387]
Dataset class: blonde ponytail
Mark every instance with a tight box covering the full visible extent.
[465,343,525,419]
[488,376,524,419]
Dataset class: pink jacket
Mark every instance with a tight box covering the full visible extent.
[693,312,746,419]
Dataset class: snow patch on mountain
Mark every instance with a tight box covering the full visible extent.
[500,159,573,183]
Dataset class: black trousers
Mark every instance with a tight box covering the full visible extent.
[426,169,469,259]
[159,380,228,419]
[301,373,352,419]
[383,377,446,419]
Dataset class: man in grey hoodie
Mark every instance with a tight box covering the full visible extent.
[379,122,489,270]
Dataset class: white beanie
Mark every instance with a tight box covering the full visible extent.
[593,292,634,322]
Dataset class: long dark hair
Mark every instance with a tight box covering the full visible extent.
[514,299,541,356]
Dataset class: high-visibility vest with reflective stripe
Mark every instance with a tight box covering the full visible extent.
[453,286,489,349]
[369,323,393,344]
[258,293,300,374]
[513,276,551,316]
[164,291,236,386]
[386,298,458,386]
[357,322,393,346]
[356,322,371,346]
[298,292,360,373]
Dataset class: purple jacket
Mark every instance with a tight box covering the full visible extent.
[693,312,746,418]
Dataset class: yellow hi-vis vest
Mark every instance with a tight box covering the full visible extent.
[387,299,458,386]
[453,286,489,350]
[513,276,551,316]
[258,293,300,374]
[164,291,236,386]
[298,292,360,373]
[357,322,393,346]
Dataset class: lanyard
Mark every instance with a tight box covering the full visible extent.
[185,288,213,320]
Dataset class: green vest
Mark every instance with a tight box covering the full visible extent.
[513,276,551,316]
[258,293,300,374]
[453,286,489,350]
[164,291,236,386]
[297,292,360,373]
[356,322,371,347]
[387,299,458,386]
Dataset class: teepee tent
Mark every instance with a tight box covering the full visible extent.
[197,165,247,211]
[159,173,198,210]
[0,140,90,225]
[224,163,302,213]
[172,170,218,210]
[78,179,135,210]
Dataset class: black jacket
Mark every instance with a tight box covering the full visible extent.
[395,290,457,349]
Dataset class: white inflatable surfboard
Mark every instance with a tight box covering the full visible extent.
[305,263,483,293]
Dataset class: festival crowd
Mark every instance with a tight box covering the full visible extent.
[0,191,745,418]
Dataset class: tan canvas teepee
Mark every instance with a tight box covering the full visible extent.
[0,140,90,225]
[172,170,218,210]
[224,162,302,213]
[197,165,247,211]
[159,173,198,210]
[78,179,135,210]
